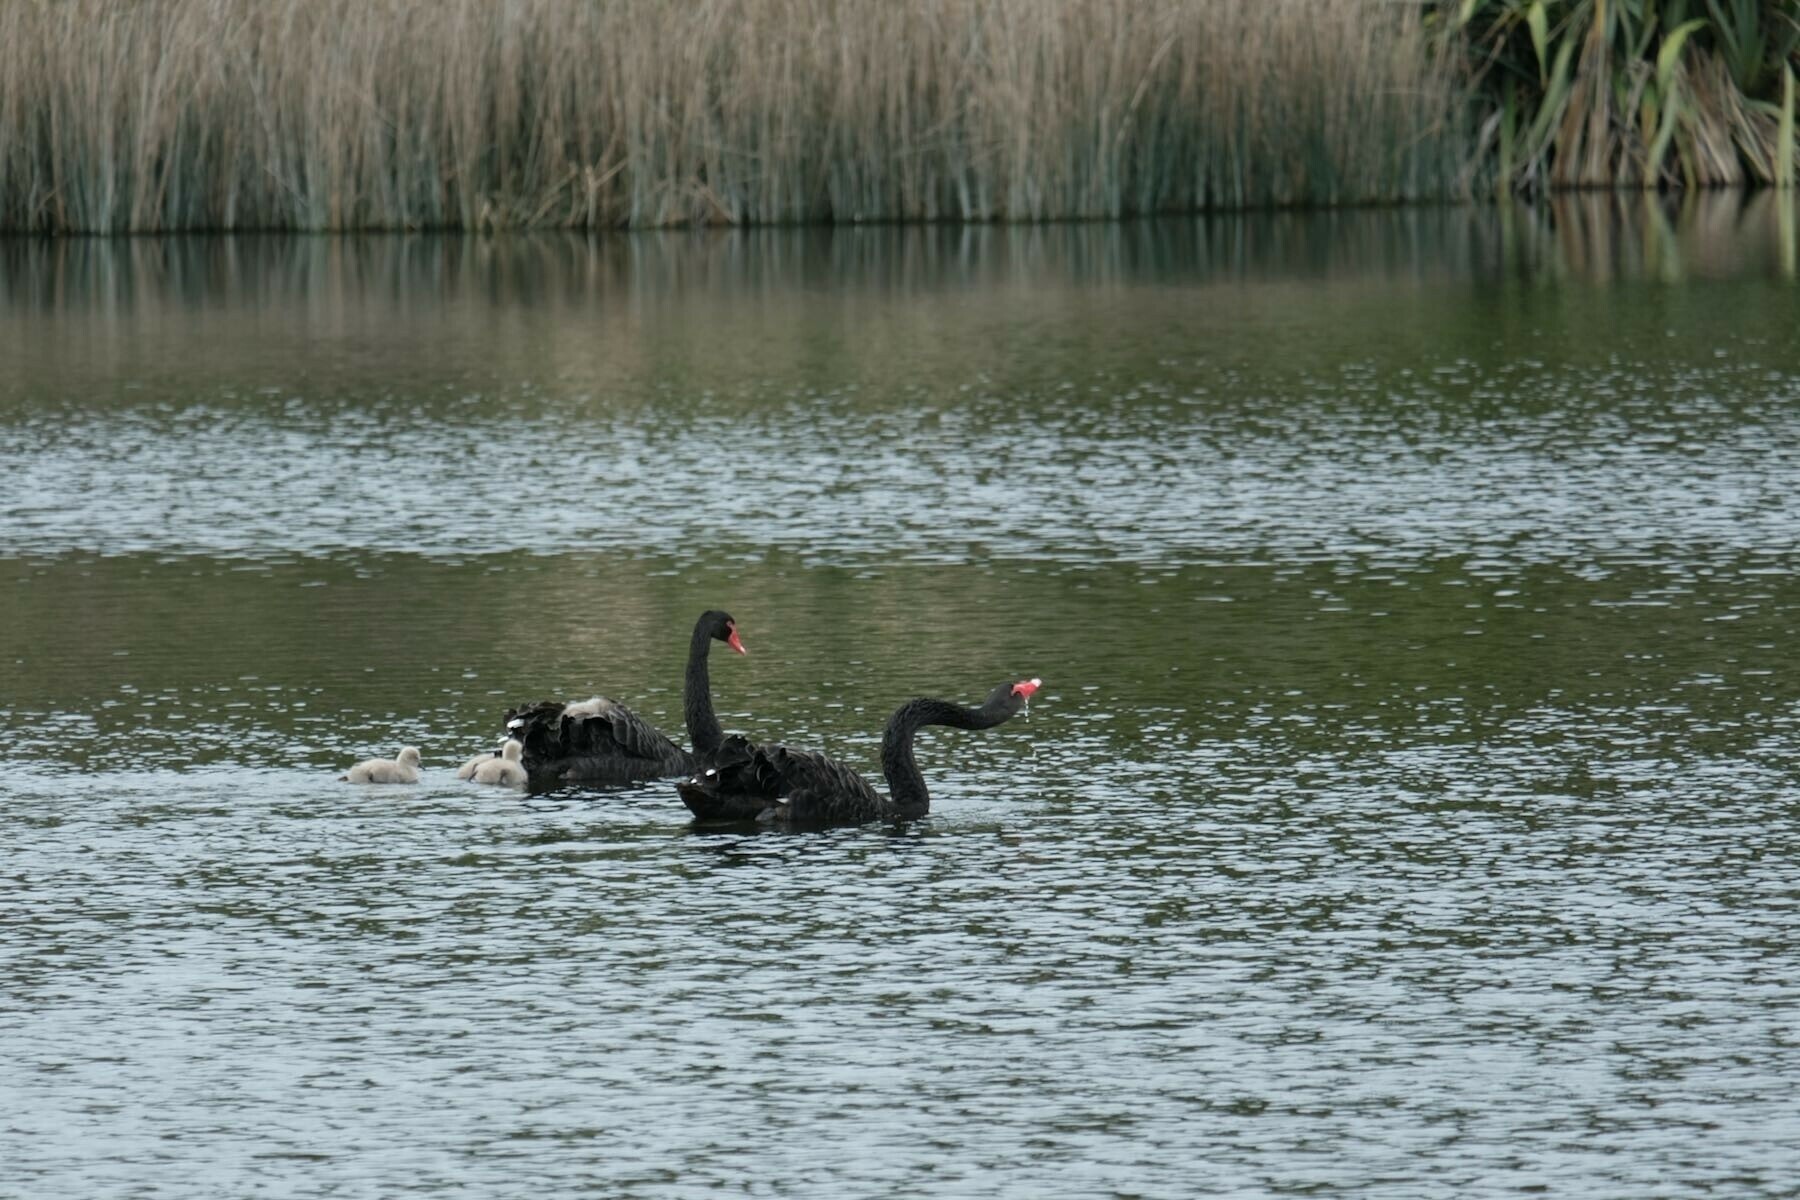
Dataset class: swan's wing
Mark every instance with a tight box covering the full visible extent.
[761,746,877,802]
[504,697,682,766]
[676,735,782,821]
[591,698,685,762]
[695,735,789,799]
[760,746,884,824]
[678,738,883,825]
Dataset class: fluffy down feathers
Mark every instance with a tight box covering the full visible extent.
[343,745,422,784]
[470,739,527,787]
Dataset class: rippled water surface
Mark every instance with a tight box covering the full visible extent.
[5,199,1800,1197]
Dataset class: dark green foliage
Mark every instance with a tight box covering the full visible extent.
[1441,0,1800,189]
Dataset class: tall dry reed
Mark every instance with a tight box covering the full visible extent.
[0,0,1460,233]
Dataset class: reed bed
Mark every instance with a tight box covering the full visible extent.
[0,0,1460,233]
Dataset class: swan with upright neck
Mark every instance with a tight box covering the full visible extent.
[677,677,1039,827]
[501,610,747,786]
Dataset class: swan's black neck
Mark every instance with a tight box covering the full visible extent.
[683,620,724,756]
[879,695,1012,820]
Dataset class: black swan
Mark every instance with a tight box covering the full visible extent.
[502,609,747,785]
[342,745,422,784]
[677,677,1040,827]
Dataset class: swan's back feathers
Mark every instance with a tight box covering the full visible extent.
[676,736,885,825]
[675,735,783,821]
[586,697,684,762]
[504,696,690,783]
[764,746,883,816]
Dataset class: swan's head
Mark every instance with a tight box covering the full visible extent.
[397,746,422,766]
[500,738,523,761]
[701,609,747,655]
[981,677,1042,719]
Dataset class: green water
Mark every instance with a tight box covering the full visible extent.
[3,196,1799,1197]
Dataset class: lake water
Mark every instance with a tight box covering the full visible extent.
[4,195,1800,1197]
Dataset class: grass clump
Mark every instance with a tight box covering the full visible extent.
[1444,0,1800,191]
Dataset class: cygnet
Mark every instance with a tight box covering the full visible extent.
[470,739,527,787]
[342,745,422,784]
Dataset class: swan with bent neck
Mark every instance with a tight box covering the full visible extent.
[677,678,1040,827]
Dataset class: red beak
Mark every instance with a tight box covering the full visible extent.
[1012,677,1041,698]
[727,628,747,655]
